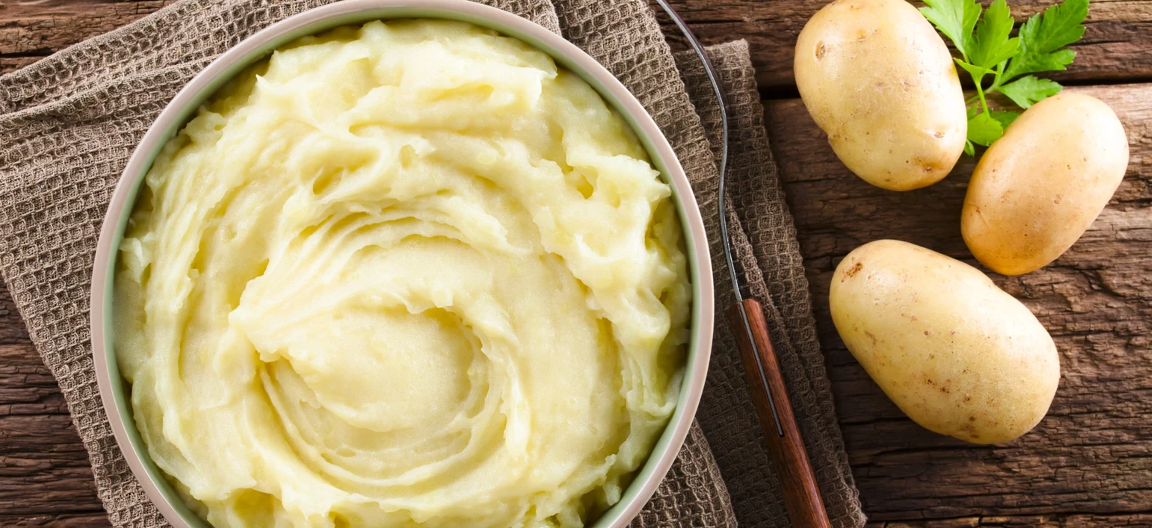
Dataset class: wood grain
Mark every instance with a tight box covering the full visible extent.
[649,0,1152,92]
[4,0,1152,89]
[767,83,1152,523]
[0,513,113,527]
[0,284,108,525]
[0,0,170,66]
[866,514,1152,527]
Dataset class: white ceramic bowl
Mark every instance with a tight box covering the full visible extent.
[90,1,714,526]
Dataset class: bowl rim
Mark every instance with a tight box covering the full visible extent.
[89,1,715,526]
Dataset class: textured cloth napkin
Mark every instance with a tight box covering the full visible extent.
[0,0,865,526]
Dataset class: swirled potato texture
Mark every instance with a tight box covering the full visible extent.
[113,20,691,528]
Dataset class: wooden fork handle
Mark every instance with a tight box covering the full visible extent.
[727,298,832,528]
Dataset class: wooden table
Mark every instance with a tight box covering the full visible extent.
[1,0,1149,526]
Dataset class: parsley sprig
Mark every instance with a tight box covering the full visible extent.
[920,0,1089,155]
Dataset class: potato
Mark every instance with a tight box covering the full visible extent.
[794,0,967,191]
[830,240,1060,444]
[962,93,1130,275]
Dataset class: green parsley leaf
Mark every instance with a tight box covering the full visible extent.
[1002,0,1088,81]
[968,112,1005,146]
[920,0,982,58]
[990,110,1022,129]
[922,0,1089,156]
[969,0,1020,68]
[997,75,1063,108]
[956,58,996,84]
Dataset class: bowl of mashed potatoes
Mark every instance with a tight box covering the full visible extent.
[90,1,714,527]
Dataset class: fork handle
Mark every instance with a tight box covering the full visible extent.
[727,298,832,528]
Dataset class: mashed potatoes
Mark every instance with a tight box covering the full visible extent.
[113,20,691,528]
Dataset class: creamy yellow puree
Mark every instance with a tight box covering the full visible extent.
[113,19,691,528]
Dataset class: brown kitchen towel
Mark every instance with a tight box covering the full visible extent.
[675,42,866,528]
[0,0,863,526]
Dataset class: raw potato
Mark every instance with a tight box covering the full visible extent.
[794,0,967,191]
[830,240,1060,444]
[963,93,1130,275]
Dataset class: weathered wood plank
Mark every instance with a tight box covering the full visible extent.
[867,513,1152,527]
[0,280,30,345]
[0,361,102,516]
[3,0,1152,88]
[0,283,104,519]
[0,56,38,75]
[0,0,170,56]
[0,512,112,527]
[766,83,1152,522]
[652,0,1152,92]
